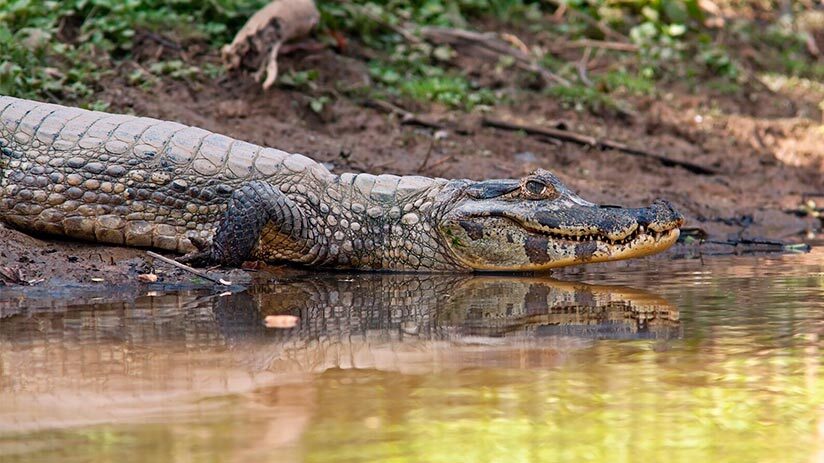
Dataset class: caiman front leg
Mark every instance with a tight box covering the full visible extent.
[182,180,317,267]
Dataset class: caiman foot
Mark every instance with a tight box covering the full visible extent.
[176,250,212,267]
[176,236,213,267]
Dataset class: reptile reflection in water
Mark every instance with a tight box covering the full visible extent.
[0,275,681,356]
[218,275,681,346]
[0,276,678,433]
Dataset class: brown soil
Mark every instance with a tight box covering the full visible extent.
[2,29,823,289]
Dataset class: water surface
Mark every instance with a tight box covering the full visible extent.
[1,249,823,463]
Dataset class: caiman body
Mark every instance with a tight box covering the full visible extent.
[0,96,684,272]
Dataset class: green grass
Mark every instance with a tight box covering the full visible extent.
[369,61,496,109]
[0,0,269,100]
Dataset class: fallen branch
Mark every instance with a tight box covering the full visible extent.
[482,117,718,175]
[557,39,639,52]
[419,26,570,87]
[576,46,594,87]
[361,99,446,130]
[147,251,228,285]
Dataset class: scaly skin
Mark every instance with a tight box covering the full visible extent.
[0,96,684,272]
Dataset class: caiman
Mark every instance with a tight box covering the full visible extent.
[0,96,684,272]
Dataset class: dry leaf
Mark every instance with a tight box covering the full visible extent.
[264,315,299,328]
[138,273,158,283]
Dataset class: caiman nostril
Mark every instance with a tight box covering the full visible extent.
[599,204,623,209]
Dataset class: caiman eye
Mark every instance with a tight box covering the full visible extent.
[525,180,547,196]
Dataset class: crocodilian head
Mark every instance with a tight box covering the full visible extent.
[438,169,684,271]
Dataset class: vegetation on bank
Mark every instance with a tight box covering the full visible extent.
[0,0,822,112]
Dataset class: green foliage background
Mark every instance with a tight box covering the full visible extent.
[0,0,820,110]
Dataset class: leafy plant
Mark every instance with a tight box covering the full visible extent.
[0,0,270,100]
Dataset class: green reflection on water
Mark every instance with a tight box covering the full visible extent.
[302,345,823,463]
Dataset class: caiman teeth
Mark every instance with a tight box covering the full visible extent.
[524,222,668,245]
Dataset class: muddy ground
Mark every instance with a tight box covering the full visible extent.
[2,32,823,288]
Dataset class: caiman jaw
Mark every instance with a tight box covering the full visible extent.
[510,218,675,247]
[519,222,678,246]
[441,215,682,272]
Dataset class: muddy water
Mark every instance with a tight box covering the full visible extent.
[1,249,823,463]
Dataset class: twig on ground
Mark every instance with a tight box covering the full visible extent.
[357,6,422,44]
[677,228,811,255]
[146,251,227,285]
[577,46,593,87]
[418,139,436,172]
[0,266,26,286]
[361,99,447,130]
[557,39,639,52]
[482,117,718,175]
[424,155,456,171]
[419,26,570,87]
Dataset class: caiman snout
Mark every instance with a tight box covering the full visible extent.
[629,199,685,233]
[529,198,683,242]
[593,199,684,241]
